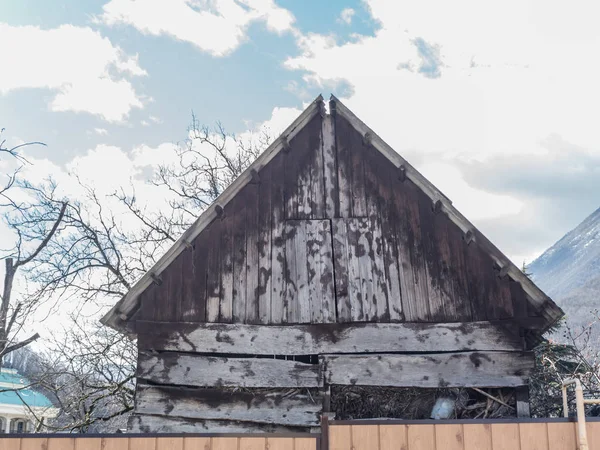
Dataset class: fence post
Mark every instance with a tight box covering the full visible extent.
[320,414,331,450]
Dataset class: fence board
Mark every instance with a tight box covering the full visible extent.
[183,438,210,450]
[435,423,463,450]
[130,438,157,450]
[239,438,266,450]
[0,440,21,450]
[48,438,74,450]
[21,440,48,450]
[407,424,435,450]
[211,438,238,450]
[293,438,315,450]
[379,424,407,450]
[266,438,294,450]
[330,425,352,450]
[520,423,549,450]
[463,423,492,450]
[547,422,576,450]
[491,423,521,449]
[102,438,129,450]
[351,425,379,450]
[156,437,184,450]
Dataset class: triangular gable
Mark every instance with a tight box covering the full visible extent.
[102,94,563,340]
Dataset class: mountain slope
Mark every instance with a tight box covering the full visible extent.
[529,207,600,300]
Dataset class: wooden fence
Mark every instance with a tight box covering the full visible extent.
[329,420,600,450]
[0,436,317,450]
[3,419,600,450]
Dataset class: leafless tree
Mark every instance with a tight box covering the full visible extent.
[0,131,67,365]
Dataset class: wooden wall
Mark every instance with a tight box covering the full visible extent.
[330,421,600,450]
[133,112,531,326]
[0,436,316,450]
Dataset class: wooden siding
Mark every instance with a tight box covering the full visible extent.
[133,112,533,327]
[136,321,523,354]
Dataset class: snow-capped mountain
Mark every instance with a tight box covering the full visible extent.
[529,207,600,336]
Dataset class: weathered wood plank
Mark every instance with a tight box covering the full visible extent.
[306,220,323,323]
[135,384,321,426]
[180,247,195,322]
[129,415,308,434]
[335,113,352,218]
[323,351,534,387]
[294,221,310,323]
[309,115,325,219]
[138,352,321,388]
[285,222,299,323]
[313,220,335,323]
[191,225,209,322]
[322,114,337,218]
[137,320,523,354]
[219,215,234,322]
[257,163,272,325]
[270,153,286,324]
[232,194,247,323]
[245,184,260,323]
[332,219,351,322]
[206,223,221,323]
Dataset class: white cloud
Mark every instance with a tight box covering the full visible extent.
[141,120,150,127]
[283,0,600,260]
[149,115,163,124]
[99,0,295,57]
[0,23,146,122]
[94,128,108,135]
[338,8,355,25]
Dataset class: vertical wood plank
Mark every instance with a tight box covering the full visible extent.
[293,438,315,450]
[306,219,323,323]
[232,194,247,323]
[391,181,430,321]
[102,438,129,450]
[48,438,73,450]
[332,218,351,322]
[220,212,234,322]
[245,183,260,323]
[519,423,549,450]
[463,424,492,450]
[351,424,379,450]
[267,438,294,450]
[239,437,266,450]
[192,227,209,322]
[180,246,195,322]
[294,221,311,323]
[330,425,352,450]
[206,223,222,322]
[156,438,184,450]
[74,438,101,450]
[211,438,238,450]
[379,424,407,450]
[318,219,336,322]
[335,113,352,219]
[284,129,300,220]
[130,437,157,450]
[491,423,521,450]
[407,424,436,450]
[547,422,576,450]
[257,163,273,324]
[183,437,211,450]
[586,421,600,450]
[345,218,366,321]
[270,153,286,324]
[435,423,464,450]
[310,113,325,219]
[284,221,298,324]
[0,439,20,450]
[350,129,367,217]
[433,214,461,320]
[322,113,338,218]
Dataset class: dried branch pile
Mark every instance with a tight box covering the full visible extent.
[331,386,517,420]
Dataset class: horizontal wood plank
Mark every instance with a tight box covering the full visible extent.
[137,353,321,388]
[135,384,321,426]
[323,351,534,388]
[128,414,310,434]
[136,320,522,354]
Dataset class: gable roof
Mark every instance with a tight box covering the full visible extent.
[101,94,563,337]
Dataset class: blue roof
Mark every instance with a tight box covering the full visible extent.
[0,369,54,408]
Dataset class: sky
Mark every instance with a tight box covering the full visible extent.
[2,0,600,269]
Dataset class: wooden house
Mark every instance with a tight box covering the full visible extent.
[101,95,564,433]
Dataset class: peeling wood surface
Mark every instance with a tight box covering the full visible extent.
[137,320,523,354]
[137,353,321,388]
[323,351,534,387]
[135,384,321,426]
[128,415,310,434]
